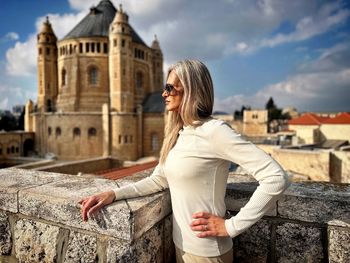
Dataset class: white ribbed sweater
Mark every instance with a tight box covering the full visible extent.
[113,119,289,257]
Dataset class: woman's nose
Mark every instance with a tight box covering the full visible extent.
[162,90,168,98]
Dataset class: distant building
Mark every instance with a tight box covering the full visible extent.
[25,1,165,160]
[288,112,350,145]
[243,109,268,136]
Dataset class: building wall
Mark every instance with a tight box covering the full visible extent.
[288,124,320,144]
[0,132,35,158]
[40,113,103,160]
[272,148,330,181]
[333,151,350,183]
[243,110,268,136]
[142,113,164,157]
[110,113,138,160]
[320,124,350,142]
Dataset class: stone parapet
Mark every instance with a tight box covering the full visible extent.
[0,168,173,262]
[227,174,350,262]
[0,168,349,262]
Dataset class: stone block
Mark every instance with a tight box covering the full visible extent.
[233,219,270,263]
[14,218,60,263]
[278,182,350,223]
[106,220,164,263]
[328,227,350,263]
[106,238,136,263]
[0,168,69,212]
[163,215,175,263]
[275,222,324,263]
[133,221,163,263]
[64,231,97,263]
[127,191,171,239]
[225,182,277,216]
[0,211,11,255]
[18,176,132,240]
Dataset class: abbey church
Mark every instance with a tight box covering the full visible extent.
[25,0,165,160]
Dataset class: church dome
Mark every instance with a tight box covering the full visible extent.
[62,0,146,45]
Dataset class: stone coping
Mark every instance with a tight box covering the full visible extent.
[226,174,350,227]
[0,168,171,242]
[1,168,349,240]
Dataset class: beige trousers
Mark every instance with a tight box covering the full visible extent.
[175,246,233,263]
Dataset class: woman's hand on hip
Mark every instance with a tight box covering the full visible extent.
[190,211,229,238]
[78,190,115,222]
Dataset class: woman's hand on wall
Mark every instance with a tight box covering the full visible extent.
[190,211,229,238]
[78,190,116,221]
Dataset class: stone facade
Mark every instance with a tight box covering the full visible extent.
[25,1,165,161]
[1,168,349,262]
[0,132,34,160]
[256,145,350,183]
[288,124,320,144]
[243,110,268,136]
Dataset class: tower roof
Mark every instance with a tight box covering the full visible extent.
[142,91,165,113]
[62,0,146,45]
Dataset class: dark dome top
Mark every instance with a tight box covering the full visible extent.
[62,0,146,45]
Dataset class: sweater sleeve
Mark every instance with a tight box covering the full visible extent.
[113,164,169,201]
[211,122,290,238]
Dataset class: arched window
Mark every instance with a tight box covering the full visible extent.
[136,71,143,90]
[89,66,98,85]
[61,68,67,86]
[88,127,97,137]
[11,146,15,154]
[73,127,81,137]
[151,133,159,151]
[56,127,61,137]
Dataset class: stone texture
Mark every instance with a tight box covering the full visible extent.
[0,168,69,212]
[18,176,132,240]
[14,218,60,263]
[328,227,350,263]
[163,215,175,263]
[107,220,164,263]
[133,221,164,263]
[276,222,324,263]
[106,238,136,263]
[233,219,270,263]
[127,191,171,239]
[278,182,350,223]
[225,182,277,216]
[0,211,11,255]
[64,231,98,263]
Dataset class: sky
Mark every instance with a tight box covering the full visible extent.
[0,0,349,113]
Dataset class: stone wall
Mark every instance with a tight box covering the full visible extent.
[0,168,349,262]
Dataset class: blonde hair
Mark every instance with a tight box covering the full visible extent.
[159,59,214,164]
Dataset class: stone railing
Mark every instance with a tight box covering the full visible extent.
[0,168,349,262]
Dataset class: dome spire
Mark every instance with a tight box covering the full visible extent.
[151,34,161,50]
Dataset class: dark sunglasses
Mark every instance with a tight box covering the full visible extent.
[163,84,179,96]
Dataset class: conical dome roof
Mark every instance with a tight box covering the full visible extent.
[62,0,146,45]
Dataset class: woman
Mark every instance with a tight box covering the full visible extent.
[79,59,289,262]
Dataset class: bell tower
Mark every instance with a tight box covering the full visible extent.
[151,35,164,92]
[37,17,58,112]
[109,5,134,112]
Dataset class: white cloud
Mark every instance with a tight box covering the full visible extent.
[0,82,36,110]
[215,41,350,112]
[5,34,37,76]
[259,3,350,49]
[0,32,19,42]
[5,12,85,77]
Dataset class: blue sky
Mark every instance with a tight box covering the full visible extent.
[1,0,350,113]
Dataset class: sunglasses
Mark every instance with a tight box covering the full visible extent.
[163,84,181,96]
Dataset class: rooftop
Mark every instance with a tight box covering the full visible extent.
[62,0,146,46]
